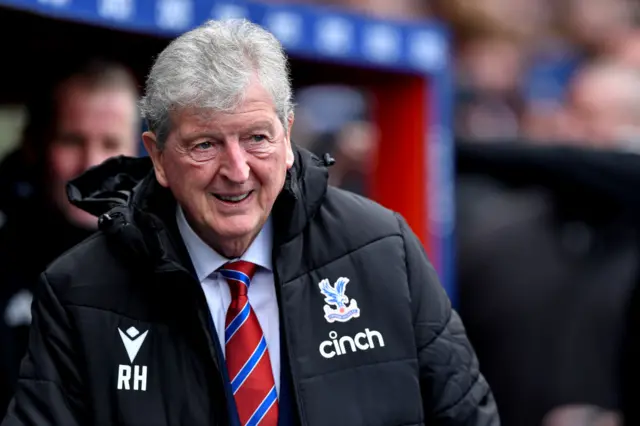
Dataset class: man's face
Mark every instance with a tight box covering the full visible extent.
[143,76,294,257]
[48,82,139,228]
[566,72,637,148]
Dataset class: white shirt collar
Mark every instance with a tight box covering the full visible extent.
[176,206,273,283]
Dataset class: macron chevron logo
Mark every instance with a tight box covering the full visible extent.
[118,326,149,363]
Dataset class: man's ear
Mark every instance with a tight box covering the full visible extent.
[285,114,295,169]
[142,131,169,187]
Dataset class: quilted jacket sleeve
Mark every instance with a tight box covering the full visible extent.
[1,273,86,426]
[397,214,500,426]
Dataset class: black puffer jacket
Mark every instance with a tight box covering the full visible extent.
[2,148,498,426]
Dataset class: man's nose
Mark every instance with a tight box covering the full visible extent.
[220,141,250,183]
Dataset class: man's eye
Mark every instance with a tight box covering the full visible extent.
[251,135,267,143]
[195,141,213,150]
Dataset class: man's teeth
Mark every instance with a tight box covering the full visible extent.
[217,192,250,202]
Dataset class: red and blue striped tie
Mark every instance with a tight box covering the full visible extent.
[221,260,278,426]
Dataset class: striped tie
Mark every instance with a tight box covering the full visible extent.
[221,260,278,426]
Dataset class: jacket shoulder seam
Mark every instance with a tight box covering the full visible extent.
[394,212,410,292]
[46,232,107,273]
[394,212,415,325]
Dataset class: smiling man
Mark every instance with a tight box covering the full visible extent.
[2,20,499,426]
[142,74,294,259]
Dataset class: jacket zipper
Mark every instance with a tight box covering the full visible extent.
[273,247,308,426]
[172,269,230,426]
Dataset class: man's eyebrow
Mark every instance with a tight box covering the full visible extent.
[180,130,222,143]
[244,120,275,132]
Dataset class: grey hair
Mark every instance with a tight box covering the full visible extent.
[140,19,294,148]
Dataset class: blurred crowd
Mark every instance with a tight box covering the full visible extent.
[442,0,640,150]
[280,0,640,199]
[294,0,640,152]
[2,0,640,425]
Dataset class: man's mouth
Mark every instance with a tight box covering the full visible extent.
[213,191,253,203]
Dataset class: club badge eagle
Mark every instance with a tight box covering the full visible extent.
[318,277,360,323]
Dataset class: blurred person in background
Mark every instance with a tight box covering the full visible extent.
[294,85,378,195]
[0,58,140,416]
[523,60,640,147]
[519,0,637,145]
[456,142,638,426]
[438,0,639,147]
[448,4,640,421]
[325,120,378,194]
[454,35,525,142]
[433,0,547,142]
[543,405,621,426]
[610,30,640,69]
[292,85,369,150]
[560,60,640,151]
[429,0,640,424]
[556,0,636,57]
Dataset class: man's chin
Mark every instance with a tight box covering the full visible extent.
[214,221,257,240]
[207,217,264,248]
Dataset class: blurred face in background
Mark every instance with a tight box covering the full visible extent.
[458,37,524,96]
[563,64,640,149]
[455,37,524,141]
[611,31,640,69]
[478,0,549,40]
[47,80,139,229]
[542,405,621,426]
[335,121,378,169]
[562,0,633,51]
